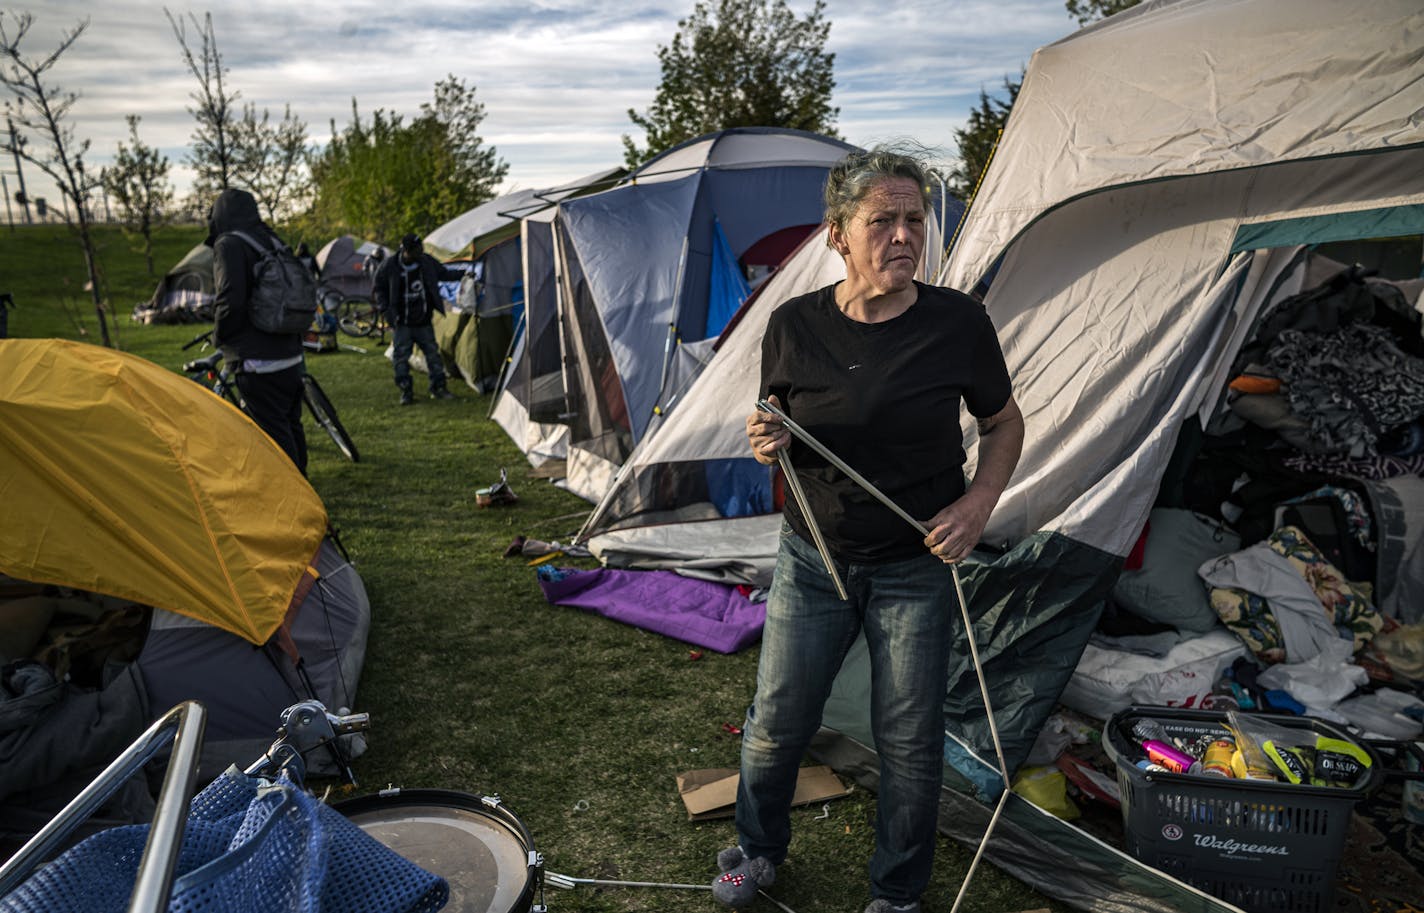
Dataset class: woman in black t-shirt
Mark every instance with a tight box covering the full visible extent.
[711,148,1024,913]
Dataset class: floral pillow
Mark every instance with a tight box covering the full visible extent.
[1205,525,1381,663]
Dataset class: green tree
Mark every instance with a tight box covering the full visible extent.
[303,76,507,242]
[623,0,837,169]
[105,114,173,276]
[0,12,113,346]
[1066,0,1141,25]
[419,76,506,210]
[948,75,1020,202]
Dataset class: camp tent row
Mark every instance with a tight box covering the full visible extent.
[139,235,390,329]
[1,339,370,841]
[567,0,1423,910]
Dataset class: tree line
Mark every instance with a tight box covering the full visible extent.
[1,0,1134,346]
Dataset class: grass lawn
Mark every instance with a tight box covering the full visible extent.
[1,224,1068,913]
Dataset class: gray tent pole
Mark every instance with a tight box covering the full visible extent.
[651,235,690,426]
[486,306,525,420]
[775,446,847,599]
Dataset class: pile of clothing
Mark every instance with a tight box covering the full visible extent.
[1059,257,1424,743]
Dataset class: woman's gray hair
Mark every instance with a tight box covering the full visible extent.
[823,145,933,240]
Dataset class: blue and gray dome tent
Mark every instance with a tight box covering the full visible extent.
[549,127,858,502]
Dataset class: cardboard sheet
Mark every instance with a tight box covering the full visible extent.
[676,765,850,821]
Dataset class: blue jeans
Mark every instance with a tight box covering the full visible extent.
[736,523,953,904]
[392,323,447,391]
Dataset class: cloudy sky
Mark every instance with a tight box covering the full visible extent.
[3,0,1081,218]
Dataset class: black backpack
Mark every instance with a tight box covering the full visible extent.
[228,229,318,335]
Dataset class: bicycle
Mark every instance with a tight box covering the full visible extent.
[181,331,360,463]
[325,288,388,343]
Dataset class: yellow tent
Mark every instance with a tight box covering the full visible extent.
[0,338,327,644]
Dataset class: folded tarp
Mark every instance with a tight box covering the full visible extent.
[535,566,764,653]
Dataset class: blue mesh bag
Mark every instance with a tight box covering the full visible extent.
[1,770,448,913]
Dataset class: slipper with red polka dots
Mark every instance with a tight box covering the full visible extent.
[711,846,775,908]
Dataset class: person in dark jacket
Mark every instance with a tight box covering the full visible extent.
[295,242,319,279]
[207,187,307,473]
[374,233,461,404]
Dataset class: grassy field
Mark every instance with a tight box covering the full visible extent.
[1,224,1066,913]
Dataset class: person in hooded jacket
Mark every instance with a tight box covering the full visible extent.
[206,187,307,473]
[374,233,462,405]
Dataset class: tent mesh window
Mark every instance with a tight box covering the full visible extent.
[594,458,777,533]
[506,221,566,423]
[555,223,633,467]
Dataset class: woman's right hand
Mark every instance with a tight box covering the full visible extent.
[746,394,790,466]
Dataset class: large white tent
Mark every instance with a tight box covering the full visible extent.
[943,0,1424,560]
[827,1,1422,910]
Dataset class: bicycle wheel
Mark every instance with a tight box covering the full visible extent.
[302,374,360,462]
[337,297,378,338]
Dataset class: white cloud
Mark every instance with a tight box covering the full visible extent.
[4,0,1076,223]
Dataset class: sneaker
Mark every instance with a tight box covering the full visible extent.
[430,387,455,400]
[864,900,920,913]
[399,389,414,406]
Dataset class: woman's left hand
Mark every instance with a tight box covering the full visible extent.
[921,493,993,564]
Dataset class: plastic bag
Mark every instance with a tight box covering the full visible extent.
[1256,637,1366,713]
[1335,689,1424,740]
[1227,711,1372,787]
[1011,766,1080,821]
[1228,712,1318,784]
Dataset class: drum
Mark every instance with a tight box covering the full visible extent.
[334,788,540,913]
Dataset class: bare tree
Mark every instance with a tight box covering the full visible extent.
[105,114,174,276]
[0,11,112,346]
[166,9,238,201]
[233,102,310,222]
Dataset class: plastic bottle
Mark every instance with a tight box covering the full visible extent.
[1143,739,1200,775]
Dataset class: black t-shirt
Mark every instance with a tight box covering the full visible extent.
[761,281,1012,563]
